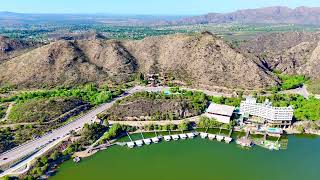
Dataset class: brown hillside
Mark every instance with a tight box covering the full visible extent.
[240,32,320,79]
[124,33,276,89]
[0,33,277,89]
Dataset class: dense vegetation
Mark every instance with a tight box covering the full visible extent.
[0,84,117,105]
[208,96,242,107]
[197,116,235,129]
[103,89,208,121]
[1,23,317,42]
[0,128,15,154]
[142,121,192,132]
[98,123,137,144]
[278,74,306,90]
[78,123,108,146]
[8,97,86,123]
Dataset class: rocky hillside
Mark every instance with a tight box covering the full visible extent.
[124,32,276,89]
[0,36,39,61]
[174,6,320,25]
[0,33,277,90]
[240,32,320,79]
[240,32,320,94]
[0,40,137,88]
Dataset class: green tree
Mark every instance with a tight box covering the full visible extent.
[50,150,61,161]
[178,121,191,131]
[40,156,48,164]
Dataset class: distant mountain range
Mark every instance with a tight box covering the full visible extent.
[172,6,320,25]
[1,6,320,26]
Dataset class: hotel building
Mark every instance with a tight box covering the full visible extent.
[240,97,294,128]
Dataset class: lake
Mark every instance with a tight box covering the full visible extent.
[51,134,320,180]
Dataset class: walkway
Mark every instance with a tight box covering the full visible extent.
[109,116,200,127]
[0,102,14,123]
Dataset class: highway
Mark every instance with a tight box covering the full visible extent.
[0,86,168,176]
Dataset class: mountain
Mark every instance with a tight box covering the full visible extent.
[123,32,276,89]
[0,33,277,90]
[173,6,320,25]
[239,32,320,92]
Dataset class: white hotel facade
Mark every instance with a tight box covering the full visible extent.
[240,97,294,128]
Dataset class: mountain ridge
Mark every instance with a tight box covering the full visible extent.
[173,6,320,25]
[0,33,278,90]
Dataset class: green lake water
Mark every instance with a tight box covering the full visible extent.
[51,135,320,180]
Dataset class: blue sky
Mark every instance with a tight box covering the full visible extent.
[1,0,319,15]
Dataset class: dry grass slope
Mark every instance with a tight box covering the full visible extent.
[0,33,278,90]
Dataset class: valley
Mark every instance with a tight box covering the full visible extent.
[1,4,320,180]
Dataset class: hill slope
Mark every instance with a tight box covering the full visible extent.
[0,33,277,90]
[0,40,137,87]
[124,32,276,89]
[240,32,320,78]
[240,32,320,93]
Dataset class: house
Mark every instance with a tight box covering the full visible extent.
[205,103,235,124]
[240,97,294,128]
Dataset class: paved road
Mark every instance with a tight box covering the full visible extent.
[0,86,167,176]
[280,84,310,99]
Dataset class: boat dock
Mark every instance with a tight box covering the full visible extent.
[124,132,197,148]
[122,129,283,150]
[201,128,233,143]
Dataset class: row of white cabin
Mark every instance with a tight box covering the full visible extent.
[126,133,196,148]
[199,132,232,143]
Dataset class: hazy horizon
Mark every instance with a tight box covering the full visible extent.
[0,0,319,15]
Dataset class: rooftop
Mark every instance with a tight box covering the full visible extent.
[206,103,235,116]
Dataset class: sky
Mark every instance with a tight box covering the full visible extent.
[0,0,319,15]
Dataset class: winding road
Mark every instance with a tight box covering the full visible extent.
[0,86,169,177]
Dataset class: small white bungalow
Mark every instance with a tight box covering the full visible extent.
[127,142,135,148]
[143,139,152,145]
[186,133,195,139]
[135,140,144,147]
[172,135,179,140]
[216,135,224,142]
[224,137,232,143]
[151,137,159,143]
[208,134,216,140]
[200,132,208,139]
[164,135,171,141]
[179,134,187,139]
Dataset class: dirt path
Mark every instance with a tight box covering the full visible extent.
[280,84,310,99]
[0,102,15,123]
[109,116,201,127]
